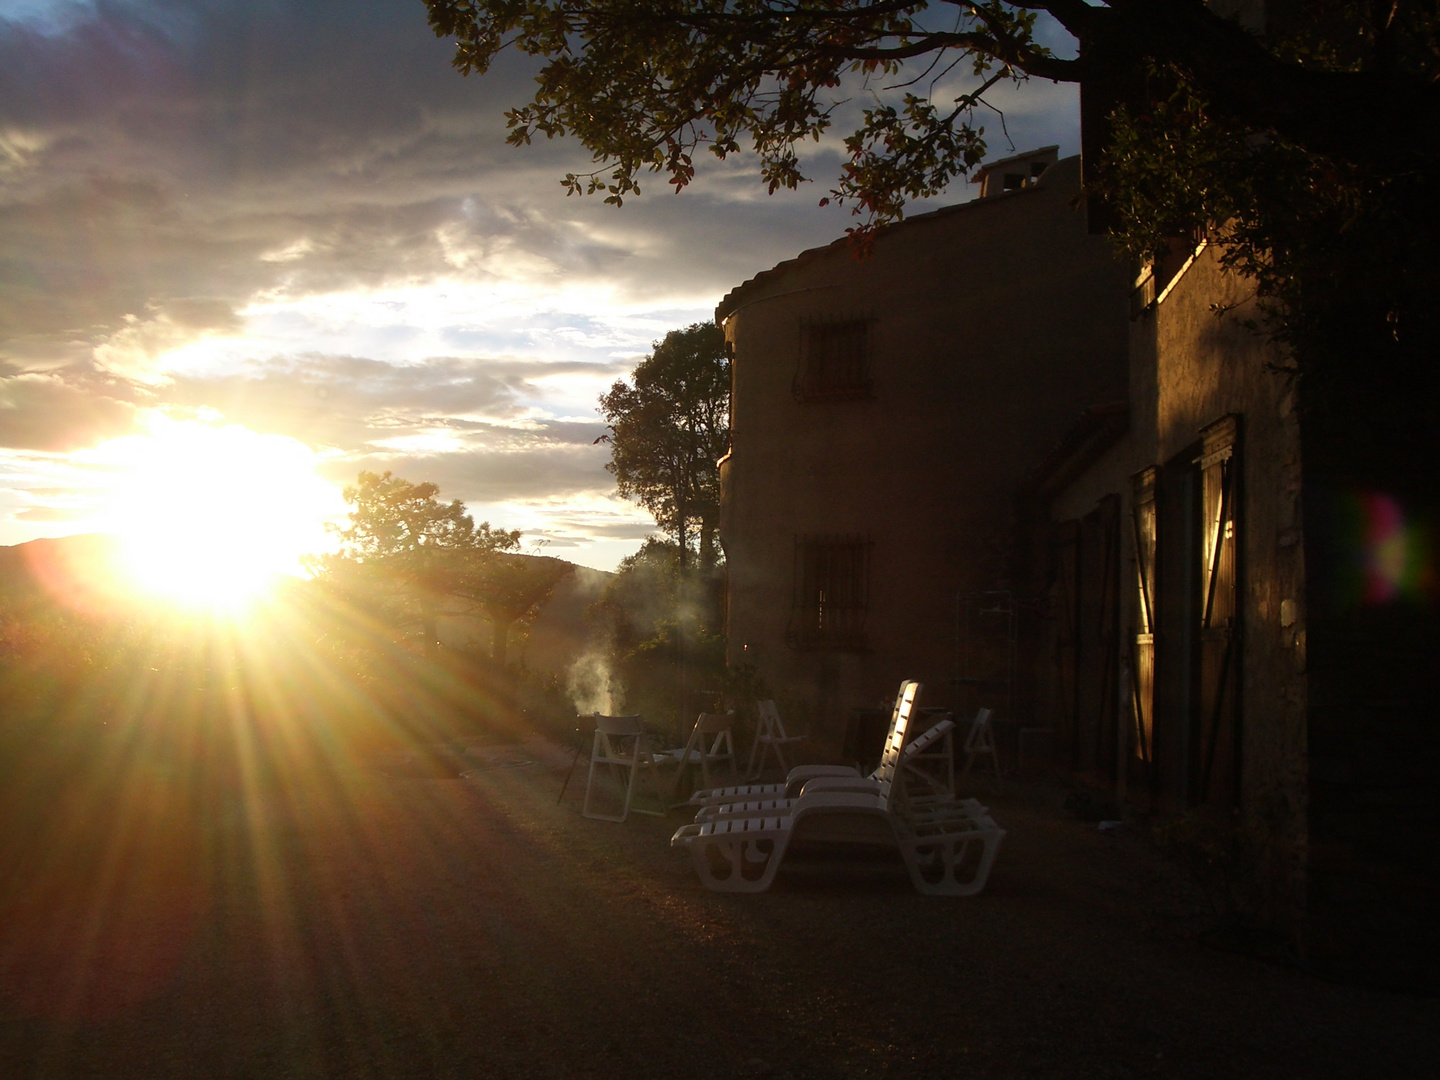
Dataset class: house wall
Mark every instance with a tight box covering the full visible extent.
[1047,244,1308,939]
[1140,246,1308,932]
[1044,238,1440,987]
[718,156,1129,752]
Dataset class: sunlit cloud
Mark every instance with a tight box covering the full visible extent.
[259,237,317,264]
[367,430,472,456]
[92,304,243,384]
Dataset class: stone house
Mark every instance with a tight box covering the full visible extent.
[717,148,1437,989]
[716,148,1130,746]
[1032,239,1308,936]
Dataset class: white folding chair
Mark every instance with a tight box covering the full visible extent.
[960,708,1002,791]
[667,712,738,804]
[582,714,665,822]
[746,700,807,778]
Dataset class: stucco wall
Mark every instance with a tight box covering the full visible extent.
[1049,243,1308,938]
[718,156,1129,749]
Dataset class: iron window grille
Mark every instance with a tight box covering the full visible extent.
[793,319,873,401]
[787,535,872,651]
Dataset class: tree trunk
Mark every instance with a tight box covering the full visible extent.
[491,615,513,668]
[676,502,689,571]
[422,608,439,658]
[699,517,716,574]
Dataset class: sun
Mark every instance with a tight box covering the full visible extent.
[98,418,342,610]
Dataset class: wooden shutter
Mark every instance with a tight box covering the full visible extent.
[1195,415,1241,806]
[1130,468,1157,783]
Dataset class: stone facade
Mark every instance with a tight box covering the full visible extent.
[1039,242,1308,942]
[1038,238,1437,988]
[716,151,1130,752]
[718,143,1437,987]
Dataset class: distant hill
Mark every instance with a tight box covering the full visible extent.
[0,534,127,609]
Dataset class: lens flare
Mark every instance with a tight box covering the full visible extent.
[1348,492,1435,605]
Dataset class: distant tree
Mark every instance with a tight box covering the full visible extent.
[598,322,730,571]
[311,471,569,661]
[450,552,574,666]
[328,471,518,566]
[587,538,725,735]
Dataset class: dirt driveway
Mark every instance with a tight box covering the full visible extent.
[2,735,1436,1079]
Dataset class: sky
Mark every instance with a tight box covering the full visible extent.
[0,0,1080,572]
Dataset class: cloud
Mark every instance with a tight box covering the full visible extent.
[0,0,850,364]
[0,368,142,451]
[92,300,243,382]
[12,504,91,522]
[159,351,610,450]
[0,0,1080,563]
[328,438,614,504]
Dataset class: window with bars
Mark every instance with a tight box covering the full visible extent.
[787,535,872,651]
[793,319,873,401]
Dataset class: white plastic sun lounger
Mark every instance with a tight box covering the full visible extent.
[691,716,959,821]
[671,682,1005,895]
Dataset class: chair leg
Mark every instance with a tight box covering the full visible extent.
[773,740,790,775]
[755,740,776,780]
[625,751,666,817]
[618,749,637,822]
[667,725,701,806]
[963,745,1002,793]
[674,827,790,892]
[583,738,629,823]
[900,824,1005,896]
[713,730,737,782]
[746,733,763,779]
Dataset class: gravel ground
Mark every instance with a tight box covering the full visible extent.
[2,734,1436,1079]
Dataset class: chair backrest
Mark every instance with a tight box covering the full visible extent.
[872,680,922,806]
[898,717,955,801]
[963,707,994,751]
[594,713,645,737]
[756,699,786,736]
[906,717,954,755]
[694,711,735,733]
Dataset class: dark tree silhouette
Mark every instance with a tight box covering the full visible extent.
[311,472,569,661]
[598,322,730,572]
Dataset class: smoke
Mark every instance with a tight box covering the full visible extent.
[566,649,622,717]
